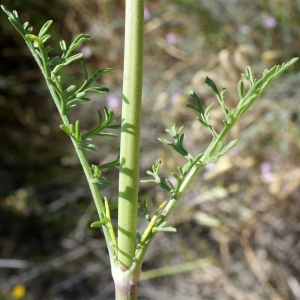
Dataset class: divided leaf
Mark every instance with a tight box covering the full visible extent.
[158,124,190,158]
[141,162,174,194]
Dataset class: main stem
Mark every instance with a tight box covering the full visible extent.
[118,0,144,271]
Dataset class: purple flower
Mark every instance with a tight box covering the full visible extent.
[166,32,176,44]
[262,16,277,28]
[81,46,92,58]
[144,7,150,20]
[106,93,121,114]
[170,91,182,104]
[168,176,177,188]
[139,158,149,169]
[90,24,101,36]
[205,162,215,171]
[261,161,271,178]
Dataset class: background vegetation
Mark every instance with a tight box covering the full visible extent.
[1,0,300,299]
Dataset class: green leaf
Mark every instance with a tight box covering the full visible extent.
[66,104,77,111]
[165,178,175,190]
[187,90,218,134]
[60,39,67,51]
[48,56,60,66]
[136,231,142,242]
[158,138,171,146]
[107,124,121,129]
[23,21,29,30]
[65,33,90,58]
[205,76,221,99]
[91,220,106,227]
[59,124,72,135]
[26,26,33,34]
[159,124,190,158]
[67,97,89,107]
[70,91,86,99]
[96,149,120,170]
[38,20,53,38]
[140,199,151,222]
[44,46,52,53]
[91,164,114,185]
[187,90,205,115]
[220,88,226,98]
[219,139,237,157]
[92,164,101,177]
[243,66,255,86]
[51,72,62,89]
[85,87,110,94]
[75,120,81,142]
[82,107,118,138]
[171,172,181,181]
[1,5,14,18]
[41,34,51,43]
[66,53,83,63]
[64,85,77,94]
[87,68,115,86]
[235,58,299,119]
[12,10,18,18]
[238,80,244,99]
[76,67,115,94]
[205,76,229,117]
[79,143,96,151]
[141,162,174,194]
[2,6,26,35]
[52,53,83,73]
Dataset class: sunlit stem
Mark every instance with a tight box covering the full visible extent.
[117,0,144,271]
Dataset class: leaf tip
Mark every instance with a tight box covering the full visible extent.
[1,5,9,14]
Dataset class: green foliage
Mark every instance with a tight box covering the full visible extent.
[140,58,298,250]
[91,197,118,260]
[1,5,120,187]
[141,162,175,194]
[1,5,119,267]
[158,125,191,158]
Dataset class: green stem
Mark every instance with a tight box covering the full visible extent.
[31,39,117,264]
[45,66,116,264]
[135,123,235,263]
[118,0,144,270]
[178,123,233,198]
[72,141,116,261]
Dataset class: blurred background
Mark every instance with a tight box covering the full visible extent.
[1,0,300,299]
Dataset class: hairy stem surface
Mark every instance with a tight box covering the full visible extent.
[115,282,137,300]
[118,0,144,270]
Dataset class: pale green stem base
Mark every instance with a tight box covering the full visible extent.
[115,282,137,300]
